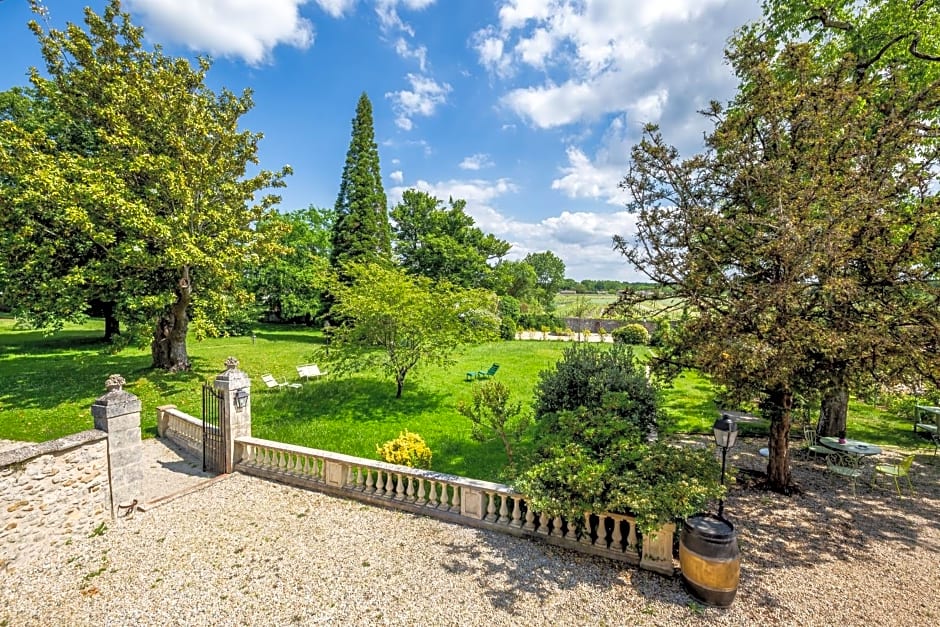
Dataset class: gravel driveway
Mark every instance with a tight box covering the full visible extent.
[2,439,937,626]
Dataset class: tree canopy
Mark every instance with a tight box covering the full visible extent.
[614,15,940,491]
[325,262,499,398]
[330,92,391,274]
[0,0,289,370]
[523,251,566,310]
[391,189,510,288]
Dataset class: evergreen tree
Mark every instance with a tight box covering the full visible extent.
[330,93,391,276]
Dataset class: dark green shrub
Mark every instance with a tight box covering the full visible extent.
[499,316,517,341]
[498,296,521,322]
[518,313,563,331]
[518,344,722,532]
[612,323,650,346]
[533,343,663,436]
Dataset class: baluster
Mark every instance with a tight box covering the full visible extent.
[537,512,550,535]
[497,494,510,524]
[485,492,498,522]
[365,468,375,493]
[511,497,522,527]
[375,470,385,495]
[450,484,461,512]
[355,467,365,491]
[347,465,357,486]
[395,473,406,500]
[611,515,623,552]
[406,476,416,502]
[427,480,438,507]
[580,513,593,545]
[564,516,578,541]
[551,516,564,537]
[277,450,286,471]
[523,507,536,531]
[626,518,638,551]
[416,478,427,505]
[596,515,610,549]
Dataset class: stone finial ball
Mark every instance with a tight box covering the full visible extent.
[105,374,126,391]
[224,356,240,370]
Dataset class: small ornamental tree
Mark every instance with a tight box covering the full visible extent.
[457,380,531,467]
[326,262,499,397]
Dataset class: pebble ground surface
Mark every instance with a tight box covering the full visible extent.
[1,436,938,626]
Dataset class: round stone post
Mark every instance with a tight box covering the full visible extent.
[214,357,252,473]
[91,374,143,518]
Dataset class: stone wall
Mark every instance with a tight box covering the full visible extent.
[0,430,111,572]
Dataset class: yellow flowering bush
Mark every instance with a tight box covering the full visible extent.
[376,430,432,469]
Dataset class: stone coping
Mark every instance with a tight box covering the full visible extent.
[0,429,106,467]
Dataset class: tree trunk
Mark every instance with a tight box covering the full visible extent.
[817,382,848,437]
[765,386,793,493]
[102,301,120,342]
[395,374,405,398]
[151,270,192,372]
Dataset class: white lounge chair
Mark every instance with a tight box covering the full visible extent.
[296,364,325,380]
[261,374,301,390]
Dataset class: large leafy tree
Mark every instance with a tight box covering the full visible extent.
[0,1,288,370]
[330,92,391,273]
[758,0,940,436]
[326,263,498,398]
[614,21,940,491]
[246,206,332,323]
[391,189,510,287]
[523,251,566,310]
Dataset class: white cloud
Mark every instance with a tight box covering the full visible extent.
[127,0,314,65]
[459,154,495,171]
[552,115,634,205]
[390,170,404,183]
[478,0,757,137]
[394,37,428,71]
[472,28,513,78]
[386,74,452,131]
[314,0,357,18]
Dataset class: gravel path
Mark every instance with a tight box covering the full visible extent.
[2,439,938,626]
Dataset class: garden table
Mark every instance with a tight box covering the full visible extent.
[819,437,882,457]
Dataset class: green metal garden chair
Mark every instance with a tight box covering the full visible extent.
[802,425,829,460]
[871,454,916,496]
[826,451,864,497]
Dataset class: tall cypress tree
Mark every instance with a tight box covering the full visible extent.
[330,93,391,275]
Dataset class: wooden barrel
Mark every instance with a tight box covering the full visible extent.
[680,514,740,607]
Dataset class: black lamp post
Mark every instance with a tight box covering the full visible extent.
[713,413,739,520]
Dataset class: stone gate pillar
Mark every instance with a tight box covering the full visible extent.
[214,357,252,473]
[91,374,143,518]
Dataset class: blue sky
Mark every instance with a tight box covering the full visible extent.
[0,0,762,280]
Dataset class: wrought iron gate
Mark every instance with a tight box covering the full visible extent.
[202,383,225,473]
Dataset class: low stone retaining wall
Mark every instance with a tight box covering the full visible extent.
[0,431,111,571]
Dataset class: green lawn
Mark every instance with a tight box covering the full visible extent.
[0,317,927,481]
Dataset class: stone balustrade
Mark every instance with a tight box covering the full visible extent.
[233,436,676,575]
[157,404,203,460]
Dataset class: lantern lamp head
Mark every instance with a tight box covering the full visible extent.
[713,413,739,450]
[234,388,250,410]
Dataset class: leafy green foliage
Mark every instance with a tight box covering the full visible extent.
[487,260,537,303]
[523,251,566,310]
[456,380,531,468]
[391,190,510,287]
[246,206,332,322]
[0,1,289,371]
[376,430,432,469]
[326,263,499,397]
[614,10,940,489]
[519,346,721,532]
[331,93,391,274]
[612,323,650,346]
[534,343,664,436]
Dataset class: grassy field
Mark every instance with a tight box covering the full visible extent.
[553,293,685,320]
[0,317,928,481]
